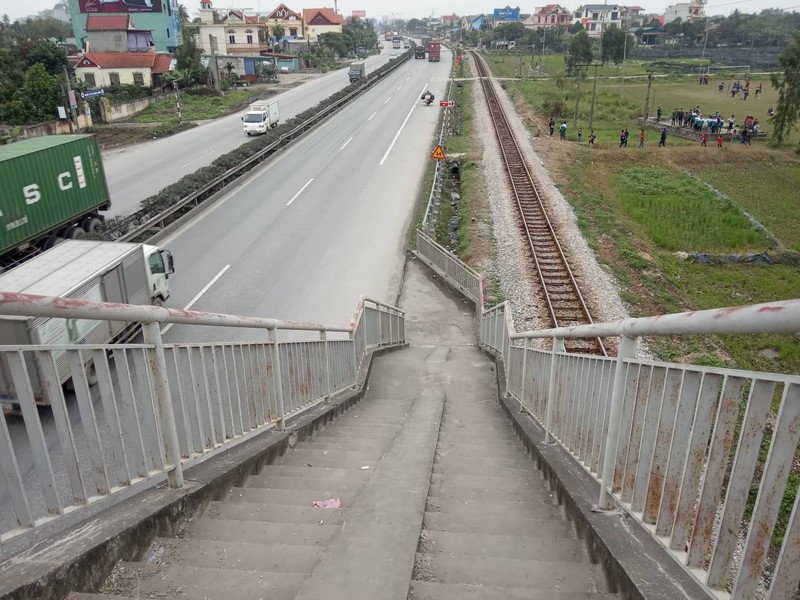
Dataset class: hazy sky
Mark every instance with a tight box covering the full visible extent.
[4,0,799,23]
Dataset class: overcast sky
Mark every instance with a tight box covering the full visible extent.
[4,0,799,23]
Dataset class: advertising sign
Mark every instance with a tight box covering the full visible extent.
[493,6,521,20]
[78,0,163,14]
[80,88,105,99]
[352,9,367,17]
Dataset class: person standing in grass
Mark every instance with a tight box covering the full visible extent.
[659,127,668,147]
[639,129,645,148]
[549,117,555,136]
[577,127,583,143]
[559,121,567,140]
[717,134,724,148]
[588,130,596,145]
[701,133,708,147]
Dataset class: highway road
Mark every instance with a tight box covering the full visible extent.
[103,46,404,218]
[0,46,454,549]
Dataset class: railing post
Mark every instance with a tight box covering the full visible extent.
[267,326,286,430]
[141,321,184,488]
[350,327,359,389]
[545,337,565,444]
[321,329,332,404]
[598,334,639,509]
[519,338,530,413]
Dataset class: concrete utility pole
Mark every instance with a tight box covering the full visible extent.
[62,67,79,132]
[643,70,654,121]
[587,62,603,130]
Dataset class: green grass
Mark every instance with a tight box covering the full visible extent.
[616,167,771,252]
[692,164,800,252]
[131,90,260,123]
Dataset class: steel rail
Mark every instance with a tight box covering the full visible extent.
[470,51,606,356]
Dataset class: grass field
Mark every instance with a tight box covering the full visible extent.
[131,90,260,124]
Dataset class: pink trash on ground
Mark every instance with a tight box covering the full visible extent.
[312,498,341,509]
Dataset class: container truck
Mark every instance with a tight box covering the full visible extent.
[414,44,426,59]
[348,61,366,83]
[0,240,175,409]
[242,100,280,135]
[428,40,441,62]
[0,135,110,265]
[392,36,401,49]
[384,31,393,41]
[420,36,431,49]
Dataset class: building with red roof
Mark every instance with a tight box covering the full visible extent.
[75,52,172,88]
[303,8,344,41]
[524,4,571,28]
[84,14,155,53]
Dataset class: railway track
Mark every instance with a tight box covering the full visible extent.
[470,51,607,356]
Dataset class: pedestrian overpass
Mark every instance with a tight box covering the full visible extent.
[1,231,798,600]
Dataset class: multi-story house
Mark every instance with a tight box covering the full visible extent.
[524,4,571,28]
[196,2,268,56]
[264,3,304,40]
[573,4,623,36]
[302,8,343,42]
[664,0,706,23]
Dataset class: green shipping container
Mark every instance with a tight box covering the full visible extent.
[0,135,110,256]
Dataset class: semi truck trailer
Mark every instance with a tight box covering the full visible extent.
[428,40,441,62]
[0,135,110,265]
[0,240,174,409]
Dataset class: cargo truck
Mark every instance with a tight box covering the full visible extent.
[392,36,401,49]
[428,40,441,62]
[0,135,110,266]
[414,44,426,59]
[0,240,175,409]
[348,61,366,83]
[242,100,280,135]
[420,36,431,49]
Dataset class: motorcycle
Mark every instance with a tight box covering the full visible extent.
[421,93,435,106]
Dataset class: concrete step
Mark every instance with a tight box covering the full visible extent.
[226,486,358,507]
[425,497,562,520]
[435,443,524,460]
[244,474,366,493]
[429,484,555,504]
[276,454,380,469]
[184,517,339,546]
[206,500,345,525]
[258,464,372,482]
[419,530,589,562]
[297,438,389,452]
[430,472,547,492]
[432,455,534,472]
[147,537,322,571]
[319,424,400,434]
[276,446,381,462]
[312,429,395,440]
[431,461,537,479]
[436,434,524,447]
[409,581,618,600]
[424,512,575,537]
[413,553,611,592]
[112,562,304,600]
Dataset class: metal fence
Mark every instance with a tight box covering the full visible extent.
[415,230,483,308]
[0,293,404,541]
[488,300,800,599]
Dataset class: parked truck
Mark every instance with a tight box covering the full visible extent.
[0,240,175,409]
[242,100,280,135]
[0,135,110,266]
[428,40,441,62]
[348,61,366,83]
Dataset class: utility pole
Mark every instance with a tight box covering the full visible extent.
[620,27,627,100]
[643,70,654,121]
[63,66,79,132]
[588,62,602,130]
[174,81,182,122]
[573,67,584,129]
[209,34,222,93]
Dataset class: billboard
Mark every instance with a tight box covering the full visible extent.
[78,0,163,13]
[493,6,521,20]
[352,10,367,18]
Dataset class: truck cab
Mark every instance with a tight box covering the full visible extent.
[348,62,366,83]
[242,101,280,135]
[144,244,174,304]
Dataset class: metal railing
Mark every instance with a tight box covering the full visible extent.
[415,230,483,307]
[0,292,404,541]
[414,232,800,598]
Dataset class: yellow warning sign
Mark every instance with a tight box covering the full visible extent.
[431,145,446,160]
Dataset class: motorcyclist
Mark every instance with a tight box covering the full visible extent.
[421,90,435,105]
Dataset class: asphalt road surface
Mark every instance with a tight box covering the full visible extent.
[103,46,404,218]
[1,47,454,550]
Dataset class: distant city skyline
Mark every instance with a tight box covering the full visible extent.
[4,0,798,23]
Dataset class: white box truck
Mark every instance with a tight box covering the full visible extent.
[0,240,174,409]
[242,100,280,135]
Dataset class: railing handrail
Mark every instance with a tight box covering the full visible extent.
[417,230,482,279]
[509,298,800,339]
[0,291,403,333]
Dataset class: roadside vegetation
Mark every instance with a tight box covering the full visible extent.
[130,89,261,124]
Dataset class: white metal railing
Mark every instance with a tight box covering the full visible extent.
[414,234,800,598]
[415,230,483,308]
[492,300,800,599]
[0,292,404,542]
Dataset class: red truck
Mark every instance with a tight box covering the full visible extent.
[428,40,441,62]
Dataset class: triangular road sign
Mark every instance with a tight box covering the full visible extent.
[431,145,446,160]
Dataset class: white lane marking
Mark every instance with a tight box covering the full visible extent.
[384,97,391,104]
[181,150,215,169]
[379,85,427,166]
[368,112,377,121]
[161,264,231,334]
[405,77,410,81]
[397,86,402,91]
[340,136,353,150]
[287,178,314,206]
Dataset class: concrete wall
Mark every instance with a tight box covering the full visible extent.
[16,113,94,140]
[99,96,160,123]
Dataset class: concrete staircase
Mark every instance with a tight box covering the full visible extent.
[68,261,619,600]
[409,346,618,600]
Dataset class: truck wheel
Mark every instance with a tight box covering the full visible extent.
[39,236,64,251]
[64,225,86,239]
[81,216,103,233]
